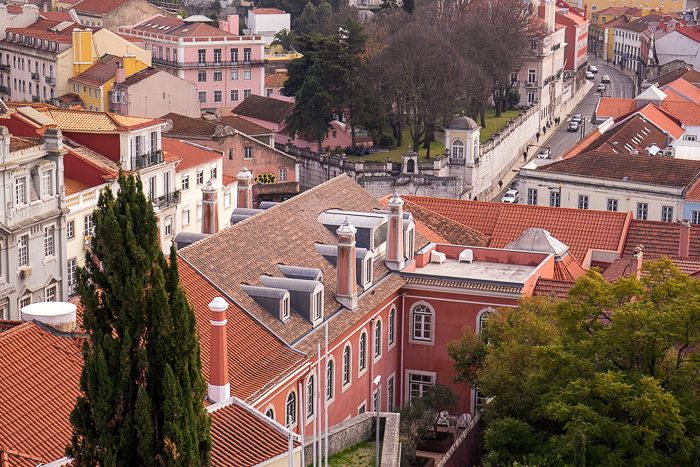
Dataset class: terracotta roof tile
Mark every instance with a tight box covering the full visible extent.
[178,260,305,402]
[232,95,294,125]
[210,400,299,467]
[532,278,573,299]
[400,199,489,247]
[635,104,685,139]
[218,115,272,135]
[251,8,287,14]
[677,25,700,43]
[71,0,132,14]
[660,78,700,103]
[596,97,637,119]
[686,179,700,202]
[264,72,288,88]
[404,196,632,264]
[0,320,21,334]
[119,67,159,86]
[662,101,700,125]
[623,219,700,259]
[553,253,586,281]
[0,322,83,463]
[38,108,162,132]
[163,138,220,172]
[69,55,121,87]
[64,177,92,195]
[582,113,671,154]
[5,20,96,46]
[539,151,700,188]
[129,16,237,39]
[162,112,217,137]
[10,137,40,152]
[179,175,429,347]
[647,66,700,87]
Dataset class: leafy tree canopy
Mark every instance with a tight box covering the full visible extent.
[448,259,700,466]
[68,173,211,466]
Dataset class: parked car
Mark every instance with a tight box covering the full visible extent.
[601,74,611,83]
[537,148,551,159]
[571,114,583,123]
[567,121,579,132]
[589,65,599,73]
[502,189,519,204]
[586,71,595,80]
[597,84,606,93]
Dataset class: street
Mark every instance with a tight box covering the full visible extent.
[544,57,636,159]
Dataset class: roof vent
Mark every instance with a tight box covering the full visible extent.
[21,302,77,333]
[622,176,629,181]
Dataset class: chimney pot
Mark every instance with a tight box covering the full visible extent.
[236,167,253,209]
[336,218,358,310]
[679,219,691,258]
[208,296,230,403]
[386,192,405,270]
[202,179,219,235]
[631,245,644,280]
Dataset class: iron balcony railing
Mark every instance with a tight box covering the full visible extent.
[30,72,39,81]
[155,189,180,208]
[132,150,164,170]
[45,76,55,85]
[152,57,265,68]
[0,64,10,72]
[0,85,9,94]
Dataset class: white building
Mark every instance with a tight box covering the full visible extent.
[246,8,290,46]
[654,23,700,71]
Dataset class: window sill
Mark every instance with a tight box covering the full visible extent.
[67,236,76,242]
[388,341,396,352]
[358,367,368,379]
[42,255,57,265]
[408,338,435,346]
[341,381,351,394]
[373,354,382,365]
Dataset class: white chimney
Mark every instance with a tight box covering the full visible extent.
[21,302,77,332]
[208,297,230,403]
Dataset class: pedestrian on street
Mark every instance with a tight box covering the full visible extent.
[536,132,540,142]
[542,126,547,135]
[523,151,527,162]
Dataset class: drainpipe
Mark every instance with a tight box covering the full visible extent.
[399,290,406,407]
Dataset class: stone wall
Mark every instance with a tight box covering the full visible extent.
[303,412,400,467]
[437,413,483,467]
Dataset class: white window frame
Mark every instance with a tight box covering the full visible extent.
[373,318,382,362]
[578,194,589,210]
[279,167,287,182]
[637,202,648,220]
[67,258,77,296]
[692,210,700,225]
[18,234,29,267]
[243,68,251,80]
[41,169,53,198]
[358,330,368,377]
[182,173,190,191]
[306,374,315,420]
[405,369,435,404]
[410,301,435,345]
[67,220,75,239]
[182,208,190,227]
[224,191,232,208]
[44,226,55,257]
[387,373,395,412]
[451,139,465,158]
[661,205,673,223]
[196,169,204,185]
[313,290,323,322]
[285,390,297,428]
[388,307,396,350]
[45,284,56,302]
[164,215,173,237]
[358,401,367,415]
[342,343,352,391]
[19,294,31,310]
[15,175,27,206]
[326,357,335,403]
[281,295,290,321]
[607,198,618,212]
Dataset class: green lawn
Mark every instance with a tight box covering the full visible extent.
[312,441,378,467]
[479,108,521,143]
[341,108,522,162]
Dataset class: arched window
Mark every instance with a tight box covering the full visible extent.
[374,319,382,358]
[406,159,415,173]
[343,345,351,386]
[388,308,395,346]
[326,359,334,400]
[412,303,434,342]
[285,392,296,427]
[307,375,314,417]
[265,407,274,419]
[359,331,367,371]
[477,307,495,333]
[451,139,465,158]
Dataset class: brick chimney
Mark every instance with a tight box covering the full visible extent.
[201,179,218,234]
[385,192,405,271]
[336,219,358,310]
[631,245,644,280]
[208,297,230,403]
[679,219,691,258]
[237,167,253,209]
[116,61,126,84]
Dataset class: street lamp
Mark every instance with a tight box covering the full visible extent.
[373,374,381,467]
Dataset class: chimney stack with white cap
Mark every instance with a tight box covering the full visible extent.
[336,219,358,310]
[201,179,219,235]
[237,167,253,209]
[679,219,691,258]
[208,297,230,403]
[386,192,405,271]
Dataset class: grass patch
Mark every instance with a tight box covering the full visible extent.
[479,108,521,143]
[316,440,378,467]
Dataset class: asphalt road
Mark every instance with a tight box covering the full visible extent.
[541,57,636,160]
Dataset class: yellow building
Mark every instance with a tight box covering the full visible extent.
[588,6,648,60]
[68,54,148,112]
[581,0,681,17]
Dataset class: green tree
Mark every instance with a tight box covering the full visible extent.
[448,259,700,466]
[283,18,369,150]
[271,28,296,52]
[68,173,211,466]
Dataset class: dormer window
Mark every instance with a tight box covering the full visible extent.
[282,296,290,320]
[313,290,323,322]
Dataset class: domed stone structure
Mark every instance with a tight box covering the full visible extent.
[444,115,481,164]
[445,116,479,131]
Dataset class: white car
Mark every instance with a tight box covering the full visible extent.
[601,74,611,83]
[589,65,599,73]
[537,148,550,159]
[502,189,519,204]
[586,71,594,80]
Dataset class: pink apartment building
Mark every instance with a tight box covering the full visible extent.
[119,15,265,110]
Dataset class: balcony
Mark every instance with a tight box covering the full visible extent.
[154,190,180,208]
[30,72,39,81]
[0,85,9,94]
[0,64,10,72]
[45,75,55,85]
[152,57,266,68]
[525,81,539,88]
[32,95,41,102]
[132,150,164,170]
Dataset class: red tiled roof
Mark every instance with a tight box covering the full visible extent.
[553,253,586,281]
[162,112,216,137]
[400,199,489,247]
[69,55,121,87]
[660,78,700,103]
[10,137,40,152]
[56,93,84,104]
[210,400,299,467]
[686,179,700,202]
[596,97,637,119]
[222,174,236,185]
[676,25,700,43]
[65,177,92,195]
[119,67,159,86]
[163,138,220,172]
[232,95,294,125]
[251,7,287,14]
[532,278,574,299]
[538,151,700,188]
[5,20,96,46]
[0,320,21,334]
[582,113,671,154]
[178,260,305,402]
[635,103,685,139]
[0,322,83,463]
[623,219,700,259]
[594,6,642,16]
[404,196,632,264]
[265,72,288,88]
[71,0,132,14]
[647,65,700,87]
[39,11,73,21]
[129,15,237,39]
[218,115,272,135]
[662,101,700,125]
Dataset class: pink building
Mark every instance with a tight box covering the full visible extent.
[554,0,589,87]
[119,15,265,110]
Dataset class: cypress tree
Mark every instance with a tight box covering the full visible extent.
[68,173,211,466]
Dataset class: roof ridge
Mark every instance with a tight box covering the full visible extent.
[0,320,33,339]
